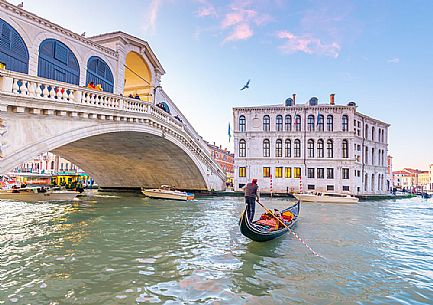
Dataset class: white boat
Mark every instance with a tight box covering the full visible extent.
[293,192,359,204]
[0,187,79,202]
[141,185,194,201]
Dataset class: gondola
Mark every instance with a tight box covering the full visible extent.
[239,201,300,242]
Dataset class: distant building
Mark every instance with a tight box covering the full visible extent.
[392,167,429,191]
[429,164,433,191]
[387,155,393,187]
[233,94,390,195]
[12,152,82,175]
[206,142,234,174]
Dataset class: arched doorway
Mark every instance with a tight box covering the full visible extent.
[86,56,114,93]
[0,18,29,73]
[38,39,80,85]
[124,51,152,101]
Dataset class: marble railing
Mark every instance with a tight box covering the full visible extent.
[0,70,225,180]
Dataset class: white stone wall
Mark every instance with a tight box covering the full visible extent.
[233,103,389,195]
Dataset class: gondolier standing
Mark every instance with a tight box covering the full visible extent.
[244,178,259,222]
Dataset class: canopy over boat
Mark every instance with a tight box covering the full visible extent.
[239,201,300,242]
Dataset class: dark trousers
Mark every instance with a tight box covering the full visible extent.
[245,197,256,222]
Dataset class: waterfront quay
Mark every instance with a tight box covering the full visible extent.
[1,195,433,304]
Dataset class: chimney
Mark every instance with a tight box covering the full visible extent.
[292,94,296,105]
[330,94,335,105]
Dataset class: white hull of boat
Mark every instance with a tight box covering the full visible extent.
[142,189,194,201]
[0,190,79,202]
[293,193,359,204]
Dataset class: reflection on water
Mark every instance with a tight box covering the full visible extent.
[0,195,432,304]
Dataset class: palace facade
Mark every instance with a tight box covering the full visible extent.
[233,95,390,195]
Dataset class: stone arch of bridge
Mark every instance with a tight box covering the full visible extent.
[3,123,209,190]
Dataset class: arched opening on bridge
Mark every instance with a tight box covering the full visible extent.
[124,51,152,102]
[86,56,114,93]
[38,39,80,85]
[0,18,29,73]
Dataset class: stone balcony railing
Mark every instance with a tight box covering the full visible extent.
[0,70,225,181]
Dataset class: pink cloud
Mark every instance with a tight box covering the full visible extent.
[197,6,217,17]
[277,30,341,58]
[224,23,254,42]
[195,0,217,17]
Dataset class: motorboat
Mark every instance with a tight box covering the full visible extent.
[141,185,194,201]
[0,187,80,202]
[293,192,359,204]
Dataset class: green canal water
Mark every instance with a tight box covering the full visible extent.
[0,194,432,304]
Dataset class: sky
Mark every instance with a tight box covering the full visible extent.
[8,0,433,170]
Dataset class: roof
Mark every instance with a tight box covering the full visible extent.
[89,31,165,75]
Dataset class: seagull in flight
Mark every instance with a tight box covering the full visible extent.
[240,79,250,91]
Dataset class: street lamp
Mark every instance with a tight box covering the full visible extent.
[153,85,162,106]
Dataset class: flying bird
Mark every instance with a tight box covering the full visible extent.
[240,79,250,91]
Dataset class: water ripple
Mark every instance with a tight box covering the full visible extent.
[1,196,432,304]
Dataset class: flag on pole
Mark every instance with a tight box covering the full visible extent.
[228,122,231,142]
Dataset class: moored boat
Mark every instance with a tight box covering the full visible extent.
[293,192,359,204]
[0,187,80,202]
[239,201,300,242]
[141,185,194,201]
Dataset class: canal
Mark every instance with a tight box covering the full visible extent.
[1,195,432,304]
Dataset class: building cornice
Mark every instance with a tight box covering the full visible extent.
[233,104,355,112]
[0,0,118,57]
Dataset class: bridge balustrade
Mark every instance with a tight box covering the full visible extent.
[0,70,225,181]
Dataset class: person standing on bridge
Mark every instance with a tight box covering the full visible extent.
[244,178,259,222]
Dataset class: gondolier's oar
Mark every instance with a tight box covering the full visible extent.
[256,200,325,259]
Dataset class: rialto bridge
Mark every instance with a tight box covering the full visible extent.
[0,1,226,190]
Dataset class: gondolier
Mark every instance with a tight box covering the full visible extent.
[244,178,259,222]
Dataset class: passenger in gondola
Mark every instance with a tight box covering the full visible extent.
[244,178,259,222]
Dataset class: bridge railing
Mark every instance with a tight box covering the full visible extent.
[0,70,225,181]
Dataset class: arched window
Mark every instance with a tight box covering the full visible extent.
[372,126,375,141]
[295,115,301,132]
[86,56,114,93]
[308,115,315,132]
[276,115,283,131]
[294,139,301,158]
[51,161,55,170]
[38,39,80,85]
[285,139,291,157]
[0,18,29,73]
[327,115,333,131]
[308,139,314,158]
[327,139,333,158]
[275,139,282,157]
[342,139,348,158]
[263,139,270,157]
[239,115,246,132]
[365,125,369,140]
[342,115,349,131]
[239,139,246,157]
[317,114,324,131]
[317,139,324,158]
[285,115,292,131]
[263,115,270,132]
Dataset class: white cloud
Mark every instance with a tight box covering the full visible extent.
[387,57,400,64]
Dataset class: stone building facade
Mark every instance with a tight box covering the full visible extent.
[206,142,234,174]
[12,152,81,174]
[233,95,390,195]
